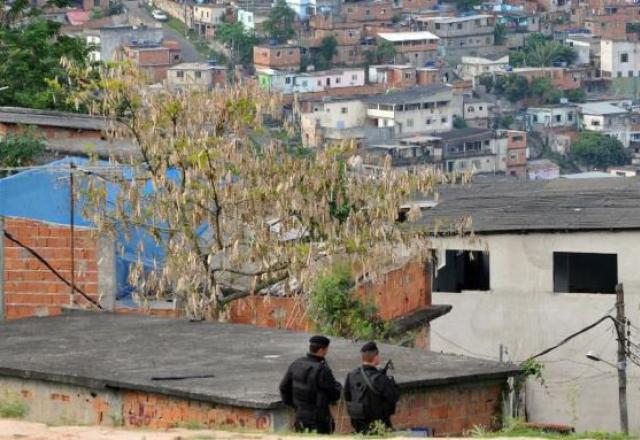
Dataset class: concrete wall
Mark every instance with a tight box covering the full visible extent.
[0,375,506,435]
[429,231,640,432]
[99,26,163,62]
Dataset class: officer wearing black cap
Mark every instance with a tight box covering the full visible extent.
[344,341,399,434]
[279,335,343,434]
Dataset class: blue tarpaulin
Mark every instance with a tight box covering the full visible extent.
[0,157,174,300]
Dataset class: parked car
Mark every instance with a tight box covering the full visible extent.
[151,9,168,21]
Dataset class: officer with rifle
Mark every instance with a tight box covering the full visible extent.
[279,335,343,434]
[344,341,400,434]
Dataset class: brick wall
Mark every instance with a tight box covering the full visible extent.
[0,375,505,435]
[357,261,430,321]
[122,391,284,430]
[229,261,431,330]
[253,46,301,71]
[2,217,99,319]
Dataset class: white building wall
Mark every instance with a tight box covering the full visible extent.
[601,39,640,78]
[430,231,640,432]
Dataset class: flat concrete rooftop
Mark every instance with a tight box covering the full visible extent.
[0,312,520,409]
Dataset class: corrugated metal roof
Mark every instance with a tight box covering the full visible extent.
[378,31,440,42]
[0,107,109,131]
[413,177,640,234]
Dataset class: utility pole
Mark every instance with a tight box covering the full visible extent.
[615,283,629,435]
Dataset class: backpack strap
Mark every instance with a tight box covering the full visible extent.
[359,367,382,396]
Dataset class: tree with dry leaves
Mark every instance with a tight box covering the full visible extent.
[71,62,460,320]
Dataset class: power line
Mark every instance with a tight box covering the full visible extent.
[3,230,103,310]
[430,328,499,361]
[529,315,621,360]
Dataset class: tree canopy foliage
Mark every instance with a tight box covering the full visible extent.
[216,22,260,68]
[0,129,45,175]
[365,40,396,64]
[0,0,92,110]
[494,74,530,102]
[570,132,629,169]
[264,0,296,44]
[70,63,455,319]
[315,35,338,69]
[510,33,576,67]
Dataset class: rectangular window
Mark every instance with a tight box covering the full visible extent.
[341,107,348,114]
[621,53,629,63]
[435,23,440,30]
[176,71,184,78]
[555,115,562,122]
[434,250,491,292]
[352,74,357,80]
[630,71,634,77]
[195,71,202,79]
[285,77,291,84]
[441,116,448,123]
[553,252,618,293]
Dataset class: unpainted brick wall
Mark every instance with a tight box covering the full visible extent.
[1,376,505,434]
[122,391,281,430]
[228,261,431,330]
[2,217,99,319]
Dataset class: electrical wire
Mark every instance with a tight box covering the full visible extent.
[529,315,619,360]
[430,328,500,361]
[3,230,103,310]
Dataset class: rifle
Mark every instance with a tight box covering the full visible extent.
[381,359,395,375]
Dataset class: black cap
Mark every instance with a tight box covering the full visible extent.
[361,341,378,353]
[310,335,331,347]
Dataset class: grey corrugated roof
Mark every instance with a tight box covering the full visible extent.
[365,85,451,105]
[432,127,492,141]
[0,107,109,131]
[0,312,520,409]
[413,177,640,234]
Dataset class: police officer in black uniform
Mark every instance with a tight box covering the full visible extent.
[279,335,343,434]
[344,341,400,434]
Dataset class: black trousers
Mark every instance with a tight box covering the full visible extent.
[294,415,335,434]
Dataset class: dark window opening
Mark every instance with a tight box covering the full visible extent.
[553,252,617,293]
[434,250,490,292]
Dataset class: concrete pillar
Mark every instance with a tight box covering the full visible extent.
[97,234,117,311]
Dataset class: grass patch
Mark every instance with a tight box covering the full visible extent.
[177,420,206,430]
[0,392,28,418]
[471,419,634,440]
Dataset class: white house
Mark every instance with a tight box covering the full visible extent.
[415,177,640,432]
[601,39,640,79]
[459,55,510,87]
[578,101,631,147]
[365,84,454,135]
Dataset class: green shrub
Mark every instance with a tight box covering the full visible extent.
[0,392,28,418]
[0,130,46,172]
[309,264,389,340]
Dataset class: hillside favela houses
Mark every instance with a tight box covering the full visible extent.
[6,0,640,435]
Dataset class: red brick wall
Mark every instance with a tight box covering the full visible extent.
[229,261,431,330]
[253,46,301,71]
[357,261,431,321]
[388,380,504,435]
[228,295,311,331]
[122,391,277,430]
[122,379,503,434]
[2,375,506,434]
[2,217,99,320]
